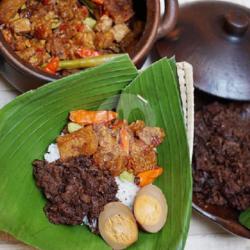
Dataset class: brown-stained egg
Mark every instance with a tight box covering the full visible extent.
[98,202,138,250]
[134,184,168,233]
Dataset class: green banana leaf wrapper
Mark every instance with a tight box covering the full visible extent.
[0,55,192,250]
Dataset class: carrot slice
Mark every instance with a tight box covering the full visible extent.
[69,110,118,125]
[137,167,164,187]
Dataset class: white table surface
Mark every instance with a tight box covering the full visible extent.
[0,0,250,249]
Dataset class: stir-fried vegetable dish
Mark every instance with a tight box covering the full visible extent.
[0,0,144,75]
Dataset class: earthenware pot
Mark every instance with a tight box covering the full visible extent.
[0,0,178,92]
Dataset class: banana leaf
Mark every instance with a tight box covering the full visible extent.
[239,208,250,229]
[0,55,192,250]
[118,58,192,250]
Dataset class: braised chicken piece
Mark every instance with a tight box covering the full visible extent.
[127,139,158,175]
[57,126,98,160]
[136,127,165,147]
[129,120,165,147]
[57,117,165,176]
[92,124,127,176]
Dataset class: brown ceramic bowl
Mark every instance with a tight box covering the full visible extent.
[193,90,250,239]
[0,0,178,92]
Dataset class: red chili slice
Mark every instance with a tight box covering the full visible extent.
[44,57,60,75]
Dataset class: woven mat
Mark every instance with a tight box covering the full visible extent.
[176,62,194,159]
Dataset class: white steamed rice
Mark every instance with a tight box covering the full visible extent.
[82,216,97,231]
[44,143,60,163]
[115,177,140,208]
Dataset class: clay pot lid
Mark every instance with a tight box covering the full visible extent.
[156,1,250,101]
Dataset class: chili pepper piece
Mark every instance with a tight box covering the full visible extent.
[69,110,118,125]
[137,167,164,187]
[120,126,129,155]
[44,57,59,75]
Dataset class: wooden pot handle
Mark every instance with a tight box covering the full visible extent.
[157,0,179,39]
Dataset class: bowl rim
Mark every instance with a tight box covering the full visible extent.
[192,201,250,239]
